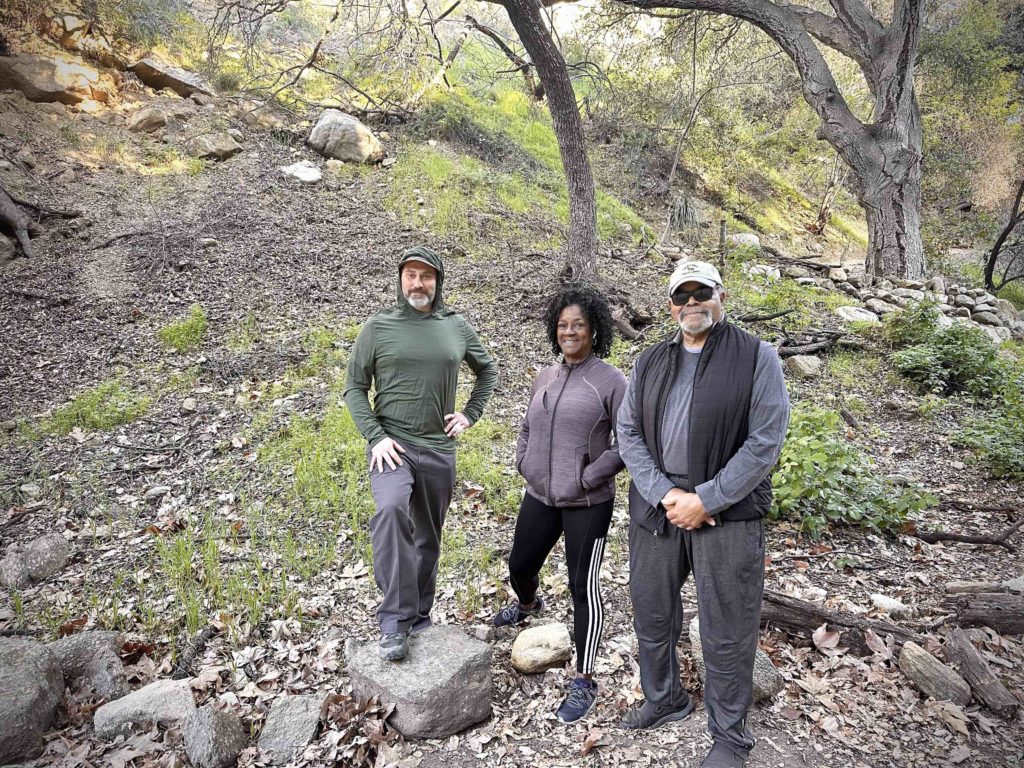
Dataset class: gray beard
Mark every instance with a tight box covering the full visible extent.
[406,291,434,310]
[678,310,713,335]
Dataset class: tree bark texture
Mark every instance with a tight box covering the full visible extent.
[943,592,1024,636]
[499,0,598,282]
[615,0,927,280]
[944,630,1020,719]
[898,641,972,706]
[760,589,920,655]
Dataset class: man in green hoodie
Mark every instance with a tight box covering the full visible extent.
[344,246,498,660]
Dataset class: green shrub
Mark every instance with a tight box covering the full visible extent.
[771,405,934,537]
[956,355,1024,478]
[44,379,151,435]
[158,305,208,353]
[885,302,1004,396]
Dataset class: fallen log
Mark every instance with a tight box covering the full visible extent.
[944,630,1020,719]
[899,641,971,705]
[760,590,921,655]
[943,592,1024,636]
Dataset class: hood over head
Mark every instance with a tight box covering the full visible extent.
[396,245,447,314]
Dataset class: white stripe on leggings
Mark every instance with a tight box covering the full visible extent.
[582,536,606,674]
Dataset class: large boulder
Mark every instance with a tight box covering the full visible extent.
[834,306,880,324]
[46,14,126,70]
[785,355,822,379]
[509,623,571,674]
[129,59,212,97]
[865,298,900,316]
[307,110,383,163]
[186,133,242,161]
[0,533,71,588]
[993,298,1019,325]
[258,693,325,765]
[93,678,196,739]
[127,106,169,133]
[347,625,492,739]
[184,705,249,768]
[0,638,64,763]
[689,617,782,703]
[0,54,112,104]
[49,631,128,700]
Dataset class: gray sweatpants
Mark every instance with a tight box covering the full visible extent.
[368,444,456,634]
[628,518,765,753]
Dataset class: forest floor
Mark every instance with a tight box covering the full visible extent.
[1,79,1023,768]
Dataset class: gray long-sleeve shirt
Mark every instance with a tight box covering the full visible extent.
[617,334,790,515]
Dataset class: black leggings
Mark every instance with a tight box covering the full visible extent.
[507,492,614,675]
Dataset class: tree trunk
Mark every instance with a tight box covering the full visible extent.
[500,0,598,282]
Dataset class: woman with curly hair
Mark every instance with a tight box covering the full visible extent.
[492,283,627,723]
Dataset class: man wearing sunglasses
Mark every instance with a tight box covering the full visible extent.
[616,260,790,768]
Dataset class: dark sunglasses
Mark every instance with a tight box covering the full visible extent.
[670,285,716,305]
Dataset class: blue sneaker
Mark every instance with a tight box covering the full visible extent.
[492,595,544,627]
[556,677,597,723]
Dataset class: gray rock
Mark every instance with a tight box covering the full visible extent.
[953,307,972,318]
[130,58,213,97]
[1011,321,1024,340]
[279,160,322,183]
[510,623,571,674]
[725,233,761,249]
[977,291,997,304]
[186,133,242,161]
[972,311,1003,327]
[902,280,926,290]
[127,106,168,133]
[993,298,1019,325]
[190,91,216,107]
[785,355,822,379]
[834,306,880,324]
[972,303,996,315]
[689,617,781,703]
[865,298,900,316]
[0,639,63,763]
[742,263,781,280]
[893,287,925,302]
[925,276,946,294]
[827,267,848,282]
[93,678,196,739]
[348,625,491,739]
[978,324,1011,344]
[49,631,128,700]
[1001,575,1024,593]
[953,294,976,309]
[847,274,863,289]
[0,533,70,588]
[184,705,248,768]
[308,110,383,163]
[226,128,244,143]
[879,279,894,290]
[258,694,324,765]
[782,265,811,279]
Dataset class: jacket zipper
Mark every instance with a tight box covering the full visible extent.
[546,364,575,502]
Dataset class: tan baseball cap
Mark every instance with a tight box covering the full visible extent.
[668,260,723,295]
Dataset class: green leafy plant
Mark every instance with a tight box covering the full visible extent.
[771,405,934,537]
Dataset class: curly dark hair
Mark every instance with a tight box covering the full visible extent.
[543,283,616,359]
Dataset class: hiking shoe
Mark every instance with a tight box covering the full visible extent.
[556,677,598,723]
[700,742,747,768]
[378,631,409,661]
[492,595,545,627]
[620,696,695,730]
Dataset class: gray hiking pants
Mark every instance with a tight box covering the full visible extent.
[368,444,456,634]
[628,517,765,753]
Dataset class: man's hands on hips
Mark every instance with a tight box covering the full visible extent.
[370,437,406,472]
[661,488,716,530]
[444,412,471,438]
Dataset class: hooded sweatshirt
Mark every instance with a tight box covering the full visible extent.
[343,246,498,453]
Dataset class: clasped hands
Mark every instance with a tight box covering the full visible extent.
[370,412,471,472]
[661,487,716,530]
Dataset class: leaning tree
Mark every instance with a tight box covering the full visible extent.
[494,0,928,283]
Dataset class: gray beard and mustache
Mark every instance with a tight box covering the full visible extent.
[405,289,435,310]
[678,308,714,334]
